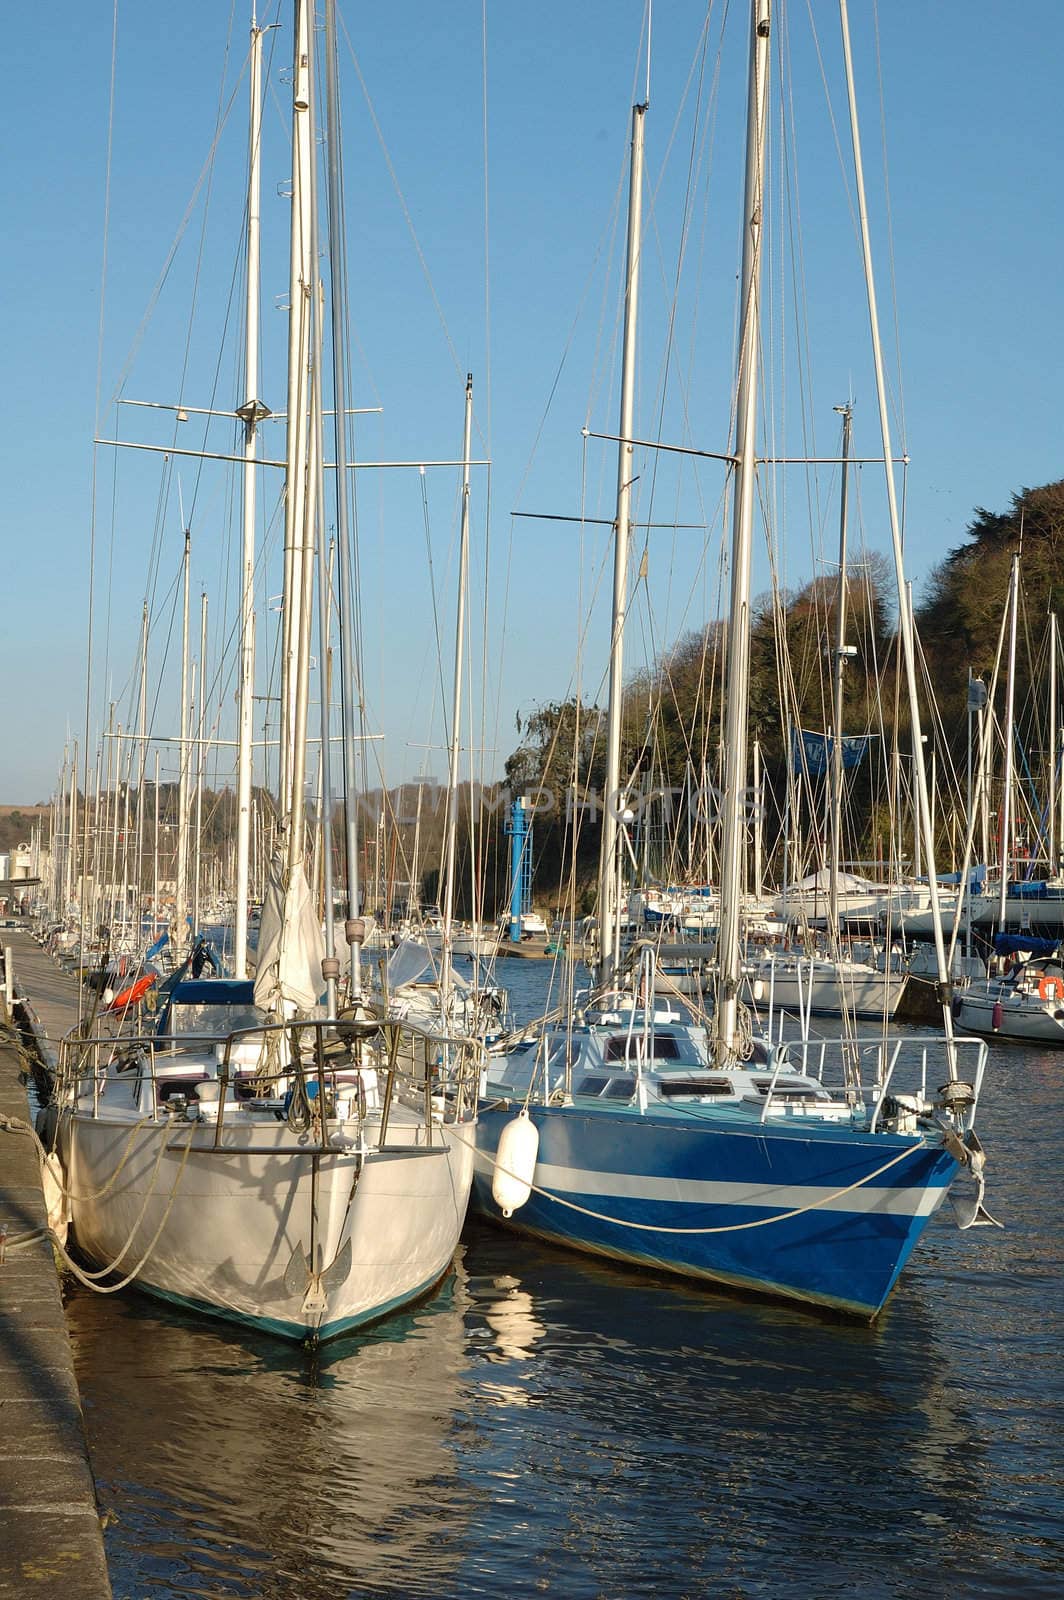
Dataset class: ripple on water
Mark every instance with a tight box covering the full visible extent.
[63,1004,1063,1599]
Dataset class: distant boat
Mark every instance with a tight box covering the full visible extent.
[955,935,1064,1045]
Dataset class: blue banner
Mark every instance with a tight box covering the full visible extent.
[145,931,169,961]
[791,726,872,778]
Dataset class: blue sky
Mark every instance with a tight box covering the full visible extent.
[3,1,1062,805]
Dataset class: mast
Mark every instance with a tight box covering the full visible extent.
[839,0,956,1058]
[441,375,474,1008]
[153,748,161,939]
[312,289,338,1012]
[192,591,208,938]
[1050,612,1058,876]
[597,99,647,990]
[752,737,763,902]
[66,740,78,913]
[234,15,267,980]
[323,0,366,999]
[715,0,771,1056]
[279,0,315,846]
[997,551,1020,930]
[828,403,853,941]
[135,602,149,944]
[174,528,191,955]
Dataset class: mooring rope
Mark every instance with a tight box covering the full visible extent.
[449,1119,931,1235]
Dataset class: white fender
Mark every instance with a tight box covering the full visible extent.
[42,1153,69,1247]
[492,1109,540,1217]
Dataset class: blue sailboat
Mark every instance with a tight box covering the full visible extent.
[472,3,994,1321]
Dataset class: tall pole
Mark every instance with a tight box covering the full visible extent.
[716,0,771,1056]
[69,741,79,914]
[828,403,853,941]
[441,376,474,1007]
[323,0,365,998]
[192,591,208,938]
[174,529,191,955]
[102,706,116,925]
[839,0,956,1058]
[966,670,974,957]
[997,552,1020,930]
[597,100,647,989]
[1050,612,1058,876]
[280,0,315,837]
[312,286,338,1014]
[153,747,161,940]
[90,745,102,936]
[135,602,149,940]
[234,16,267,979]
[752,737,763,902]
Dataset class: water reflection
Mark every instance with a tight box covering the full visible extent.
[460,1226,1000,1600]
[64,1024,1063,1600]
[69,1275,473,1598]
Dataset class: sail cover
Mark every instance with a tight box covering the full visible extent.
[253,855,326,1014]
[385,936,469,993]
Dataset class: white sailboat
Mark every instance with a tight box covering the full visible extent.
[48,1,480,1342]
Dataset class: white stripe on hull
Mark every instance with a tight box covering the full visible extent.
[531,1161,945,1217]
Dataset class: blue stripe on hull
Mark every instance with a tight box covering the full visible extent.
[473,1106,956,1320]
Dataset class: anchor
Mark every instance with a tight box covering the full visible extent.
[284,1237,353,1317]
[940,1126,1003,1230]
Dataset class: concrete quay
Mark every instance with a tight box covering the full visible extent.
[0,940,112,1599]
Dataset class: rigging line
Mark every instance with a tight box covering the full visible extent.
[778,0,824,587]
[109,43,246,410]
[480,0,492,468]
[419,468,453,750]
[802,0,858,244]
[872,0,908,458]
[107,20,245,764]
[643,3,721,521]
[632,476,731,753]
[335,12,470,413]
[661,13,728,535]
[175,8,240,535]
[513,512,713,529]
[476,5,494,926]
[460,1123,931,1235]
[82,1,122,987]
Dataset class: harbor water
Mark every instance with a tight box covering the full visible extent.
[63,961,1062,1598]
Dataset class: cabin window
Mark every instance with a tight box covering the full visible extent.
[604,1033,682,1063]
[751,1079,823,1100]
[166,1002,269,1039]
[658,1078,734,1098]
[576,1075,611,1096]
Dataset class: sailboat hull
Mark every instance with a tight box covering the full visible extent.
[472,1104,956,1320]
[744,958,907,1019]
[955,986,1064,1045]
[58,1110,475,1341]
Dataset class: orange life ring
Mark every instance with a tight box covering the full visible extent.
[1038,974,1064,1002]
[107,973,157,1011]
